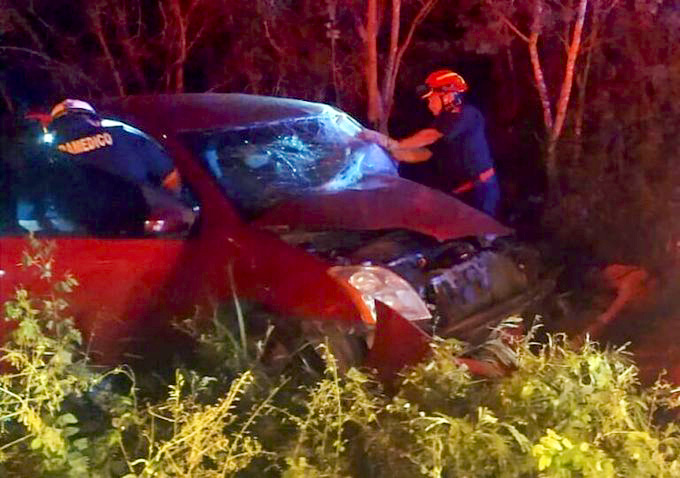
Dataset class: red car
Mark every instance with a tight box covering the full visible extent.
[0,94,543,378]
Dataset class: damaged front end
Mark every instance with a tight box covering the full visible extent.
[277,228,552,344]
[169,95,554,375]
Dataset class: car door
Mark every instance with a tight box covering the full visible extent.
[0,150,197,363]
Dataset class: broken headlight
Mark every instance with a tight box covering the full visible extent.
[328,265,431,322]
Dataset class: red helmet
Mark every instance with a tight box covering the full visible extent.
[418,70,468,99]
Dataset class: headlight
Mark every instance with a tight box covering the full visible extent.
[328,265,431,323]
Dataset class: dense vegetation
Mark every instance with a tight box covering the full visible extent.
[1,243,680,477]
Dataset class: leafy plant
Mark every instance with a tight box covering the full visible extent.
[0,237,134,477]
[360,327,680,478]
[121,369,272,477]
[279,345,385,478]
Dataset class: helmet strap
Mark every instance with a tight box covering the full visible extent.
[441,92,462,113]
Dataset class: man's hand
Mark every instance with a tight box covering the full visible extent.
[359,128,432,163]
[358,129,395,150]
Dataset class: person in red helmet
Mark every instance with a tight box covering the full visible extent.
[360,69,500,218]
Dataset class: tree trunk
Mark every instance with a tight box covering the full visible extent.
[380,0,401,133]
[575,0,622,164]
[326,0,341,106]
[169,0,186,93]
[546,0,589,195]
[528,0,553,133]
[574,31,595,165]
[379,0,438,133]
[365,0,382,128]
[551,0,588,144]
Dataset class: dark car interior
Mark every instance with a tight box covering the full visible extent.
[1,125,196,239]
[3,156,149,237]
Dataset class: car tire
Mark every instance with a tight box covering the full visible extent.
[300,321,369,374]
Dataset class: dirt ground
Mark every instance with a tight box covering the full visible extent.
[543,265,680,386]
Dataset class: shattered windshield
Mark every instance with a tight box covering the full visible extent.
[179,112,396,217]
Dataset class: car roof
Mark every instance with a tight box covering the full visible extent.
[97,93,346,133]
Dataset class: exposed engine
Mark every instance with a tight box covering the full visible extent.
[277,228,545,342]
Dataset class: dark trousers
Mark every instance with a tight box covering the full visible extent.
[456,175,501,219]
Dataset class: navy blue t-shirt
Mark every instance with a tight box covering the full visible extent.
[51,114,174,188]
[430,104,494,190]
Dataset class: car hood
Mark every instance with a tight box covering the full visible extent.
[252,175,513,241]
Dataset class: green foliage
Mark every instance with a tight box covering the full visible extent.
[0,237,134,477]
[2,240,680,477]
[279,346,385,477]
[340,328,680,478]
[122,370,270,477]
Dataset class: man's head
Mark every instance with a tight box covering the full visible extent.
[417,70,468,116]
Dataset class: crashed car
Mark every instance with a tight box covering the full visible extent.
[0,94,551,377]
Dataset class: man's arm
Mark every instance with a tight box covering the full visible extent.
[359,127,442,163]
[390,147,433,163]
[392,128,443,149]
[137,137,182,193]
[161,168,182,193]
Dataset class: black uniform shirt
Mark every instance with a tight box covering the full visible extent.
[430,104,494,191]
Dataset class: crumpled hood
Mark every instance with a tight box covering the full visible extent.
[252,175,513,241]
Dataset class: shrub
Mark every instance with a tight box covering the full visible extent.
[370,332,680,477]
[0,238,134,477]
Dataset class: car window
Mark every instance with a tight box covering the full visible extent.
[2,152,196,239]
[179,113,397,217]
[0,157,20,235]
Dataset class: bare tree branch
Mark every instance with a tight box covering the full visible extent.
[133,0,143,38]
[485,1,530,43]
[169,0,187,92]
[263,20,286,57]
[327,0,341,106]
[9,8,45,50]
[25,0,56,36]
[183,1,208,56]
[374,0,440,131]
[158,0,170,43]
[187,22,208,54]
[87,2,126,96]
[393,0,438,76]
[500,13,530,43]
[380,0,401,131]
[185,0,204,22]
[528,0,554,133]
[0,46,102,92]
[112,0,147,90]
[551,0,588,143]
